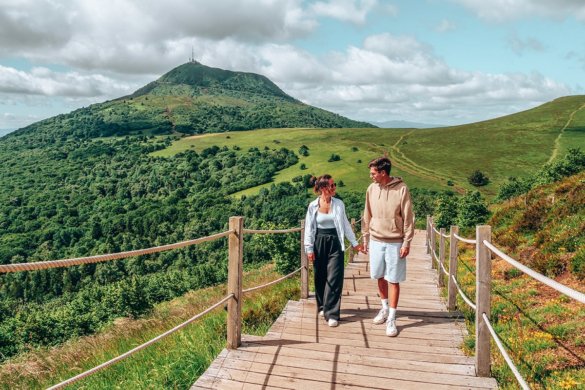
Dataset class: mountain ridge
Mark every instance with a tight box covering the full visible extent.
[7,62,374,141]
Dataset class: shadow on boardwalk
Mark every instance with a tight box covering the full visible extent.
[192,230,498,389]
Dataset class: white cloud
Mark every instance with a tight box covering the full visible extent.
[0,65,135,97]
[0,0,317,75]
[311,0,378,25]
[452,0,585,22]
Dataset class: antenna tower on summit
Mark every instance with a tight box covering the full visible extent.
[189,47,196,63]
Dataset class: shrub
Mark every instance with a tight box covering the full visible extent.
[457,191,490,228]
[300,163,307,170]
[468,170,490,186]
[570,247,585,280]
[434,194,458,228]
[298,145,309,156]
[328,154,341,162]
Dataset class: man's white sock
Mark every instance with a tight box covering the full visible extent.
[388,308,397,320]
[381,299,389,310]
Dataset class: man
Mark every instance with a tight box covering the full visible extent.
[362,157,414,337]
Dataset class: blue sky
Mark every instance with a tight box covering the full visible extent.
[1,0,585,131]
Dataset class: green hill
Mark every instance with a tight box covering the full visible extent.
[158,96,585,198]
[456,171,585,388]
[7,62,373,142]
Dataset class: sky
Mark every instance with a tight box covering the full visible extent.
[1,0,585,131]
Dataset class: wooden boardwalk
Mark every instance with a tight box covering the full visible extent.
[192,230,498,389]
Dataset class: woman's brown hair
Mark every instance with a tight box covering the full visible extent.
[309,174,332,194]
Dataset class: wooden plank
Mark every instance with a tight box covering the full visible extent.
[193,230,498,389]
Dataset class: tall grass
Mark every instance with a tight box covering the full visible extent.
[0,264,299,389]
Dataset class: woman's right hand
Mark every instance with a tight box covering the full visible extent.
[307,252,315,262]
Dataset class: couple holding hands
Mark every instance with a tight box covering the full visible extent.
[303,157,415,337]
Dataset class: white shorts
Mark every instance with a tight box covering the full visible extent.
[369,239,406,283]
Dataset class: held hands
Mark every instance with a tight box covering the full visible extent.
[307,252,315,262]
[353,244,367,254]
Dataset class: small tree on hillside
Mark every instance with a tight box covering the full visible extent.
[457,191,490,228]
[298,145,310,156]
[328,154,341,162]
[468,170,490,186]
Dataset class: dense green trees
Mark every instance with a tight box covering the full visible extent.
[0,133,305,361]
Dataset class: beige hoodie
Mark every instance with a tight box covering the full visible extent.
[362,177,415,248]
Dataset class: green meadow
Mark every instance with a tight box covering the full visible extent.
[153,95,585,198]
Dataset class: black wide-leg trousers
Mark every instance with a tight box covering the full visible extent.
[313,228,344,321]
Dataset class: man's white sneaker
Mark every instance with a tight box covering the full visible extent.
[319,310,324,318]
[328,319,339,327]
[372,308,389,324]
[386,319,398,337]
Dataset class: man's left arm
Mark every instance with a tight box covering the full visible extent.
[400,186,415,258]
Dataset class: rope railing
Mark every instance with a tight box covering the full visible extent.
[426,215,583,388]
[483,240,585,304]
[1,216,314,389]
[243,227,302,234]
[243,267,302,294]
[453,233,476,244]
[0,230,233,274]
[482,313,530,390]
[450,274,477,310]
[48,293,234,390]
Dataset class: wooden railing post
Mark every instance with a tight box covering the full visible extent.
[438,227,446,287]
[426,215,431,254]
[227,216,243,349]
[300,219,309,299]
[448,226,459,311]
[349,218,356,263]
[430,217,436,269]
[475,225,492,377]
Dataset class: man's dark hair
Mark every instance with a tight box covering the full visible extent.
[368,157,392,175]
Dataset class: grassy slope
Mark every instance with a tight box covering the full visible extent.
[0,264,299,389]
[453,171,585,389]
[153,96,585,199]
[153,127,448,196]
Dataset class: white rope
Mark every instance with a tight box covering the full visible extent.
[243,228,301,234]
[482,313,531,390]
[454,233,476,244]
[441,232,450,239]
[439,259,449,276]
[484,241,585,304]
[431,248,439,263]
[432,226,441,235]
[0,230,233,274]
[47,293,234,390]
[451,275,476,310]
[242,267,301,294]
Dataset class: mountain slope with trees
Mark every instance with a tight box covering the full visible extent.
[6,62,374,142]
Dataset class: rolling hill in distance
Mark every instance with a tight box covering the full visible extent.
[155,95,585,198]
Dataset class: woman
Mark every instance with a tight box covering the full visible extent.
[304,174,362,327]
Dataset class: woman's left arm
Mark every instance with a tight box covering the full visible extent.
[340,201,358,247]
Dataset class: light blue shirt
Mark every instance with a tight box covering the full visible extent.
[304,197,358,254]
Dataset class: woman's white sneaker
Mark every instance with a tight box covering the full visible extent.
[319,310,324,318]
[328,319,339,327]
[386,319,398,337]
[373,308,389,324]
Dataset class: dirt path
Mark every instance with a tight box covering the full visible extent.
[548,103,585,164]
